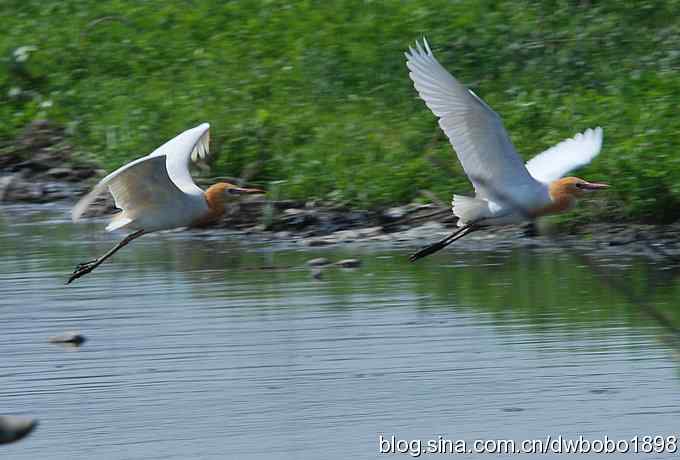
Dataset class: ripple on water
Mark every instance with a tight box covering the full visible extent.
[2,207,680,459]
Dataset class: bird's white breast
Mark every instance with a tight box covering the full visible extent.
[126,190,209,232]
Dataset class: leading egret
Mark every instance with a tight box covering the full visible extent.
[68,123,263,284]
[405,39,608,262]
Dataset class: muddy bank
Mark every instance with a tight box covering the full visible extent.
[236,216,680,263]
[0,120,458,239]
[0,121,98,203]
[1,121,679,262]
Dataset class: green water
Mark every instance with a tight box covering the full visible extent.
[2,205,680,459]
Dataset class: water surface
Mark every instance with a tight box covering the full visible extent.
[2,205,680,459]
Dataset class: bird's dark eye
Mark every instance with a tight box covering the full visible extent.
[574,183,584,189]
[227,188,239,195]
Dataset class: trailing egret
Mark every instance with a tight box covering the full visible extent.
[406,40,607,262]
[68,123,263,283]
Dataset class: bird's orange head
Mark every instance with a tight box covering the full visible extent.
[549,177,609,199]
[532,177,608,217]
[204,182,265,214]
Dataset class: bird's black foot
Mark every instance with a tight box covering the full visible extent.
[408,225,480,262]
[67,260,100,284]
[75,259,98,269]
[409,240,449,262]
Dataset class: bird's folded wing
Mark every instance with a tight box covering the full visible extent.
[71,155,184,222]
[525,127,603,184]
[405,39,541,200]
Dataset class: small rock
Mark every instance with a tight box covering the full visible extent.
[344,210,371,227]
[49,331,86,346]
[369,234,392,241]
[609,238,636,247]
[0,415,38,445]
[72,168,95,180]
[44,167,75,180]
[283,208,306,216]
[331,230,360,241]
[280,208,318,229]
[589,388,619,395]
[357,226,383,238]
[383,206,408,221]
[0,175,17,201]
[334,258,362,268]
[311,268,324,280]
[307,257,331,267]
[305,237,337,247]
[501,407,524,413]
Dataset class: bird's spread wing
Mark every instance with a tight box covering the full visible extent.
[71,155,187,223]
[148,122,210,195]
[405,39,543,201]
[525,127,603,183]
[72,123,211,222]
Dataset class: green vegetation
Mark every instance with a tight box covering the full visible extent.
[2,1,680,221]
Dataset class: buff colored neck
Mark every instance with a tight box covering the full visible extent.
[204,183,228,216]
[191,183,228,227]
[530,179,577,217]
[547,179,577,213]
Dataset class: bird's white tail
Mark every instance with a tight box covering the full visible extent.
[451,195,490,227]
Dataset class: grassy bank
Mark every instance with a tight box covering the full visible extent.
[3,1,680,221]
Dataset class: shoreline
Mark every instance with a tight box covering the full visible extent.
[3,200,679,264]
[1,121,679,262]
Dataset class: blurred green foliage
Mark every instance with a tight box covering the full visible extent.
[2,0,680,221]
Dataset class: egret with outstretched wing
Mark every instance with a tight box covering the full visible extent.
[68,123,263,283]
[406,39,607,261]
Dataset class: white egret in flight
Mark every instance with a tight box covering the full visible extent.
[405,39,607,262]
[68,123,263,283]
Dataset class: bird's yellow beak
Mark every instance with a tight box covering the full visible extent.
[580,181,609,191]
[232,187,265,195]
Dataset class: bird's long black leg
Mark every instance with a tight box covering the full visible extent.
[67,230,145,284]
[75,259,99,269]
[409,225,479,262]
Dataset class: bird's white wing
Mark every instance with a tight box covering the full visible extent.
[525,127,603,183]
[148,122,210,195]
[405,39,543,201]
[72,123,211,222]
[71,155,187,223]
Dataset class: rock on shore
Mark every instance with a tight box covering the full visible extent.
[0,120,98,203]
